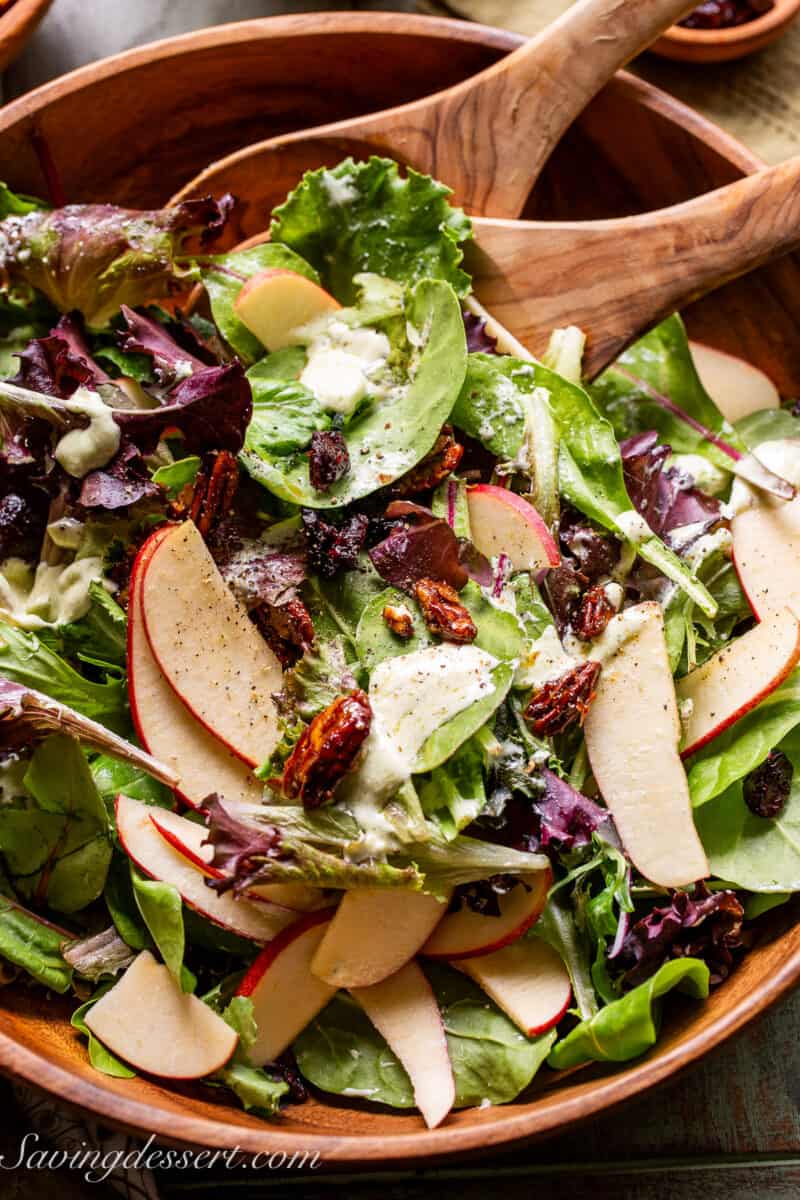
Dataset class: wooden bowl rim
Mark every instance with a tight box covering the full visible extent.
[0,0,50,32]
[0,9,797,1162]
[657,0,800,46]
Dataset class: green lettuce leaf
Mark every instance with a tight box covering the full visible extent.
[130,866,187,987]
[91,755,173,810]
[56,583,128,672]
[0,182,43,219]
[418,738,487,839]
[547,958,710,1070]
[240,278,467,507]
[151,455,201,499]
[736,407,800,449]
[270,157,472,302]
[71,983,136,1078]
[0,890,72,992]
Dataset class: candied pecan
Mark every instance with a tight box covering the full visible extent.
[393,428,464,497]
[252,598,315,669]
[573,584,615,642]
[274,690,372,808]
[383,602,414,639]
[414,577,477,643]
[170,449,239,537]
[301,509,369,579]
[308,430,350,493]
[744,749,793,819]
[525,660,601,737]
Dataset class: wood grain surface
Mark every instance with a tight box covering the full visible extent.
[0,0,51,74]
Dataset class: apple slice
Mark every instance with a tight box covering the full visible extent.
[128,528,266,813]
[233,268,340,352]
[237,909,337,1065]
[690,341,780,423]
[140,521,282,768]
[116,795,296,943]
[149,806,323,914]
[421,870,550,960]
[84,950,237,1079]
[311,889,448,988]
[677,607,800,757]
[351,961,455,1129]
[467,485,560,573]
[453,937,571,1036]
[731,439,800,621]
[583,602,708,888]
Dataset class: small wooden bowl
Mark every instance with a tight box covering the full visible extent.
[650,0,800,62]
[0,0,52,73]
[0,11,799,1164]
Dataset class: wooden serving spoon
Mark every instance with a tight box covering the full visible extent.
[174,0,697,221]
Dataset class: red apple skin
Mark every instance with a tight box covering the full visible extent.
[421,868,552,961]
[529,989,572,1037]
[127,525,173,753]
[238,907,338,997]
[467,484,560,571]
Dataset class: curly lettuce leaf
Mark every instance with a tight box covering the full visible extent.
[270,157,472,302]
[240,278,467,507]
[547,957,710,1070]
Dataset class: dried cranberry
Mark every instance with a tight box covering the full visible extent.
[308,430,350,493]
[301,509,368,579]
[743,750,793,819]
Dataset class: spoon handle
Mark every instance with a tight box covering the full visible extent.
[357,0,696,218]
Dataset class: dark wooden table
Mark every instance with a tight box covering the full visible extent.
[2,2,799,1197]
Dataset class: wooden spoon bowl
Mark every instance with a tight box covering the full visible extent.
[0,0,52,73]
[0,11,800,1162]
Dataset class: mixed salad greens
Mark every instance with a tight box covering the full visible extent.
[0,156,798,1127]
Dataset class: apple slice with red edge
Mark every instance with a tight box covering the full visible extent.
[420,869,550,960]
[84,950,238,1079]
[140,521,282,768]
[233,268,340,352]
[583,602,709,888]
[128,527,266,813]
[677,607,800,757]
[237,908,338,1065]
[731,439,800,621]
[466,485,560,573]
[690,341,780,423]
[149,805,323,914]
[452,937,571,1037]
[311,889,449,988]
[116,795,296,943]
[350,961,455,1129]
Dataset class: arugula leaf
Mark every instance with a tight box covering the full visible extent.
[0,890,72,992]
[201,242,320,363]
[130,866,187,988]
[0,735,112,913]
[0,620,129,734]
[547,958,710,1070]
[240,278,467,507]
[71,984,136,1078]
[688,670,800,807]
[294,963,553,1110]
[271,157,472,302]
[453,354,716,616]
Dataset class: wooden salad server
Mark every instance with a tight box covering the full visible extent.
[174,0,697,221]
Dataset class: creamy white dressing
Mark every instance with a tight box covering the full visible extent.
[516,604,656,692]
[320,173,358,207]
[615,509,652,545]
[342,643,498,852]
[515,624,580,690]
[683,527,732,570]
[299,319,391,416]
[0,555,105,627]
[563,604,653,667]
[667,453,729,496]
[667,521,711,553]
[54,388,120,477]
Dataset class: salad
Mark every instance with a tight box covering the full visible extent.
[0,158,798,1129]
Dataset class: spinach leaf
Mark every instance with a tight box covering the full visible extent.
[355,586,431,671]
[91,755,173,810]
[71,984,136,1078]
[535,892,598,1020]
[104,852,151,951]
[688,669,800,807]
[240,279,467,508]
[130,866,187,987]
[0,891,72,992]
[271,157,472,303]
[0,620,129,734]
[736,407,800,449]
[201,242,320,363]
[415,661,513,774]
[246,359,331,456]
[294,963,553,1110]
[547,958,710,1070]
[0,735,112,914]
[453,354,716,616]
[151,455,201,498]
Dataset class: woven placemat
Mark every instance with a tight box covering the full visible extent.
[419,0,800,163]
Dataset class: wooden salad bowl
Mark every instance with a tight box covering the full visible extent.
[0,0,51,73]
[0,11,799,1165]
